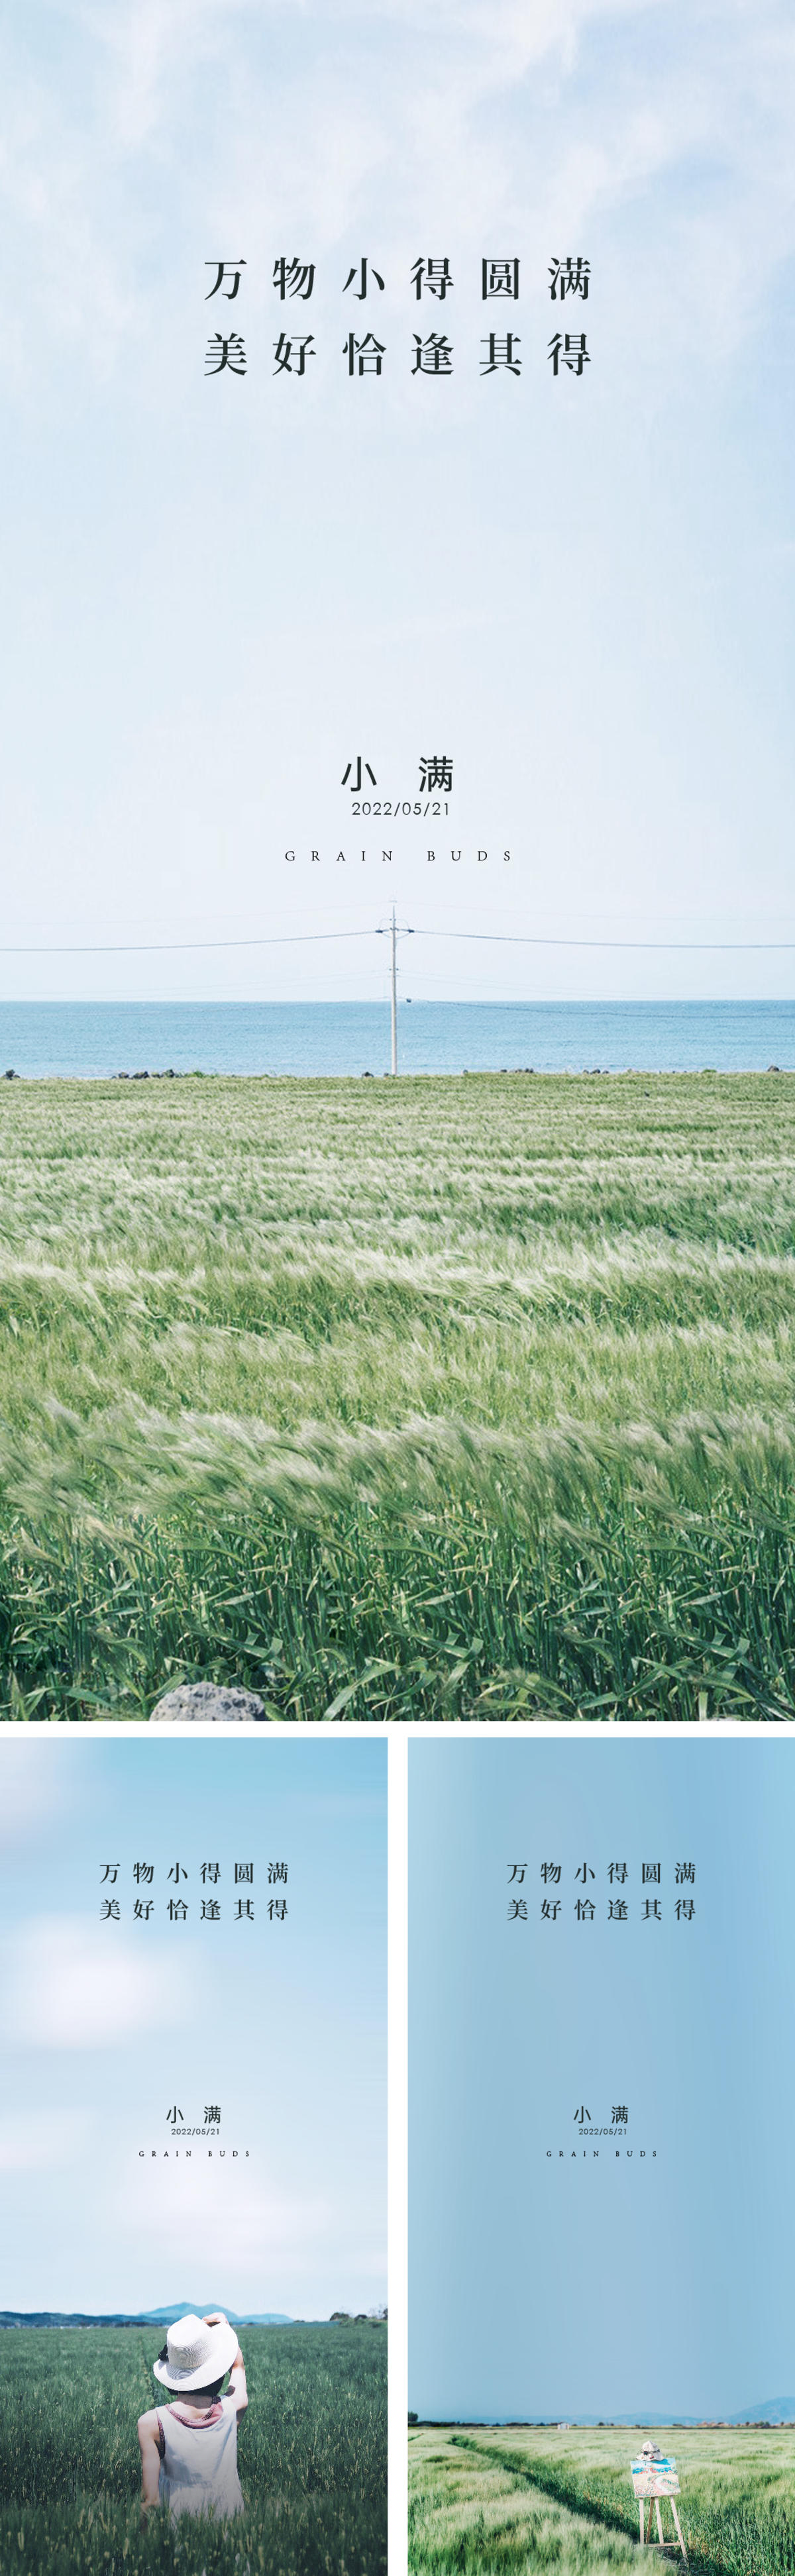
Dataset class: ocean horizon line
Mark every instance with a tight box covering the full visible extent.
[1,996,795,1009]
[1,997,794,1079]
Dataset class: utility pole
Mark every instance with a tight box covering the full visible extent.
[390,903,398,1076]
[376,908,413,1073]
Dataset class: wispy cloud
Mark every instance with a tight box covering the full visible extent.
[119,2153,331,2262]
[0,2108,89,2172]
[115,2152,382,2310]
[1,1914,199,2047]
[0,1744,71,1845]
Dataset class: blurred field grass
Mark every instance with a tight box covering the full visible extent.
[409,2422,795,2573]
[1,1068,794,1716]
[0,2322,386,2574]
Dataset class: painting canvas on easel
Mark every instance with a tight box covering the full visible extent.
[632,2446,687,2558]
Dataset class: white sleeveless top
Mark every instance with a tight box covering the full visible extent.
[157,2397,244,2519]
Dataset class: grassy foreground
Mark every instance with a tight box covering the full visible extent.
[0,2323,386,2575]
[409,2422,795,2574]
[1,1068,794,1717]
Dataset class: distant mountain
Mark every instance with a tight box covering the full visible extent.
[419,2406,795,2430]
[135,2306,295,2328]
[602,2404,795,2428]
[0,2305,295,2330]
[727,2400,795,2424]
[589,2400,795,2421]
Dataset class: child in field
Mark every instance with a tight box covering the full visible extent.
[138,2310,248,2522]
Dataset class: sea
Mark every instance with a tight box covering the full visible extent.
[0,998,793,1078]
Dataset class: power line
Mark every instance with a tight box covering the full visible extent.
[0,930,376,956]
[420,931,795,953]
[1,925,794,956]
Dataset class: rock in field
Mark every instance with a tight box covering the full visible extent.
[149,1681,268,1723]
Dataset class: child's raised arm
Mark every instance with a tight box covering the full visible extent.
[203,2312,248,2416]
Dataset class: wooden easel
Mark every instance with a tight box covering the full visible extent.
[638,2489,688,2560]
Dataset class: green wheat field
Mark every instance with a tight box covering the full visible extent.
[1,1068,795,1718]
[0,2323,386,2575]
[409,2423,795,2575]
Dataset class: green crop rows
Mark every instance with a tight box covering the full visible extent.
[409,2423,795,2573]
[0,2323,386,2574]
[0,1070,794,1717]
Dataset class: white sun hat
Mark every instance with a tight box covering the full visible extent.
[153,2313,239,2391]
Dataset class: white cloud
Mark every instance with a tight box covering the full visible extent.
[0,1744,71,1846]
[77,0,257,152]
[0,2108,89,2171]
[113,2153,340,2306]
[0,1914,198,2047]
[120,2152,330,2261]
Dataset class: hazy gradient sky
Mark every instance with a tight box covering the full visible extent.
[1,1,794,1004]
[0,1735,386,2316]
[410,1737,795,2420]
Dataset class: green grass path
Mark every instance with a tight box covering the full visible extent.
[410,2428,639,2571]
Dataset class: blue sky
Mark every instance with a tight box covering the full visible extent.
[409,1737,795,2420]
[0,1735,386,2316]
[1,1,794,1004]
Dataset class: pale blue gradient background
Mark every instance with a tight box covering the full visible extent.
[409,1739,795,2420]
[0,1737,386,2317]
[1,3,794,1005]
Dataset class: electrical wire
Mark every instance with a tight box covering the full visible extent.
[1,927,793,956]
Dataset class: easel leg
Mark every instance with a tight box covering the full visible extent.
[639,2501,646,2545]
[670,2499,688,2563]
[655,2497,664,2547]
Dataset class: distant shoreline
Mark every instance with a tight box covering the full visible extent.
[0,1065,792,1083]
[1,998,794,1080]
